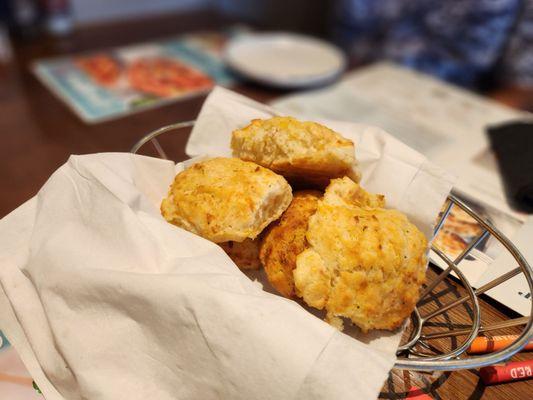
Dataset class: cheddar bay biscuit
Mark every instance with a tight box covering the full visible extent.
[231,116,360,186]
[322,176,385,208]
[260,191,321,297]
[161,157,292,243]
[293,178,428,332]
[220,238,262,270]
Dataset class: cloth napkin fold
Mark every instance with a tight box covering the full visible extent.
[0,88,454,400]
[1,154,396,400]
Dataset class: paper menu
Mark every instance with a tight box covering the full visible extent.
[0,332,41,400]
[475,217,533,316]
[33,32,236,123]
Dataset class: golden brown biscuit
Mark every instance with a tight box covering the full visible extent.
[293,179,428,332]
[231,116,360,187]
[161,157,292,243]
[259,191,321,297]
[220,239,261,270]
[323,177,385,208]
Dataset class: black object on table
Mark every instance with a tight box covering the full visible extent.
[487,121,533,213]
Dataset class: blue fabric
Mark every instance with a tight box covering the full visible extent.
[334,0,530,87]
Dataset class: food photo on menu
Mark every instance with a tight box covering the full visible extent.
[0,1,532,400]
[33,32,236,122]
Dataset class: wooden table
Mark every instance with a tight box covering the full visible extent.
[0,10,531,400]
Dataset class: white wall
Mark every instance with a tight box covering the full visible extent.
[71,0,211,25]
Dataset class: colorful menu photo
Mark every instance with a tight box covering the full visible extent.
[33,32,236,123]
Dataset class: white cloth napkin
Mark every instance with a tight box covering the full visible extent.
[0,88,454,400]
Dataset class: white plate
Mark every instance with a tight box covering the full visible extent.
[224,33,346,89]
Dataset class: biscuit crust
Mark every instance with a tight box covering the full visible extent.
[220,239,262,270]
[293,179,428,332]
[322,177,385,208]
[231,117,360,186]
[161,157,292,243]
[259,191,321,297]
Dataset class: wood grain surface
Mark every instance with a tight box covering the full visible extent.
[381,265,532,400]
[0,9,531,400]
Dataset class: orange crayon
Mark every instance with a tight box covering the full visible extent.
[467,335,533,354]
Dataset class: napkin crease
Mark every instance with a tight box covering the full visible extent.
[0,88,455,400]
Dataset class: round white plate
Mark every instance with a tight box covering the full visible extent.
[224,33,346,89]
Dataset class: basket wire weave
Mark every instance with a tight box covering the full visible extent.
[131,121,533,372]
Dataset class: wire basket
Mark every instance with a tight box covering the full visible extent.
[132,121,533,372]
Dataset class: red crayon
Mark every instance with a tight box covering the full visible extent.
[479,359,533,385]
[406,386,433,400]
